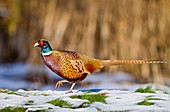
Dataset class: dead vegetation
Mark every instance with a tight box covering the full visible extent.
[0,0,169,84]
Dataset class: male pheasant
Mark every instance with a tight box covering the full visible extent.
[34,39,166,93]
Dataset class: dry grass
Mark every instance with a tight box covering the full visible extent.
[0,0,169,84]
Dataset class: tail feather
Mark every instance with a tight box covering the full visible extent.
[101,60,167,66]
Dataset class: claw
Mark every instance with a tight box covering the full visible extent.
[55,81,63,88]
[65,90,73,94]
[55,80,70,89]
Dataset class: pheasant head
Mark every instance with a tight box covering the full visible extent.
[34,39,53,55]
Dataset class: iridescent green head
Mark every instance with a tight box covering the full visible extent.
[34,39,53,55]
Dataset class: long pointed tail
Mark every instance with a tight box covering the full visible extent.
[101,60,167,66]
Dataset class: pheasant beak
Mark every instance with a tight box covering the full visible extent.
[34,42,39,47]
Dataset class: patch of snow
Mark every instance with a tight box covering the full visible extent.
[0,88,170,111]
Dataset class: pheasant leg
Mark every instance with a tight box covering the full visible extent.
[66,83,76,94]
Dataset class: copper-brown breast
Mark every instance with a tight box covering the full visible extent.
[41,51,90,82]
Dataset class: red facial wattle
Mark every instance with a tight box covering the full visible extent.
[38,41,45,47]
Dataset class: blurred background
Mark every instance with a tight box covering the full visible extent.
[0,0,169,91]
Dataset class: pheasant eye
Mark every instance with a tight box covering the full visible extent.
[38,41,45,47]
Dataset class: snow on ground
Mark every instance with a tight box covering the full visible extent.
[0,89,170,111]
